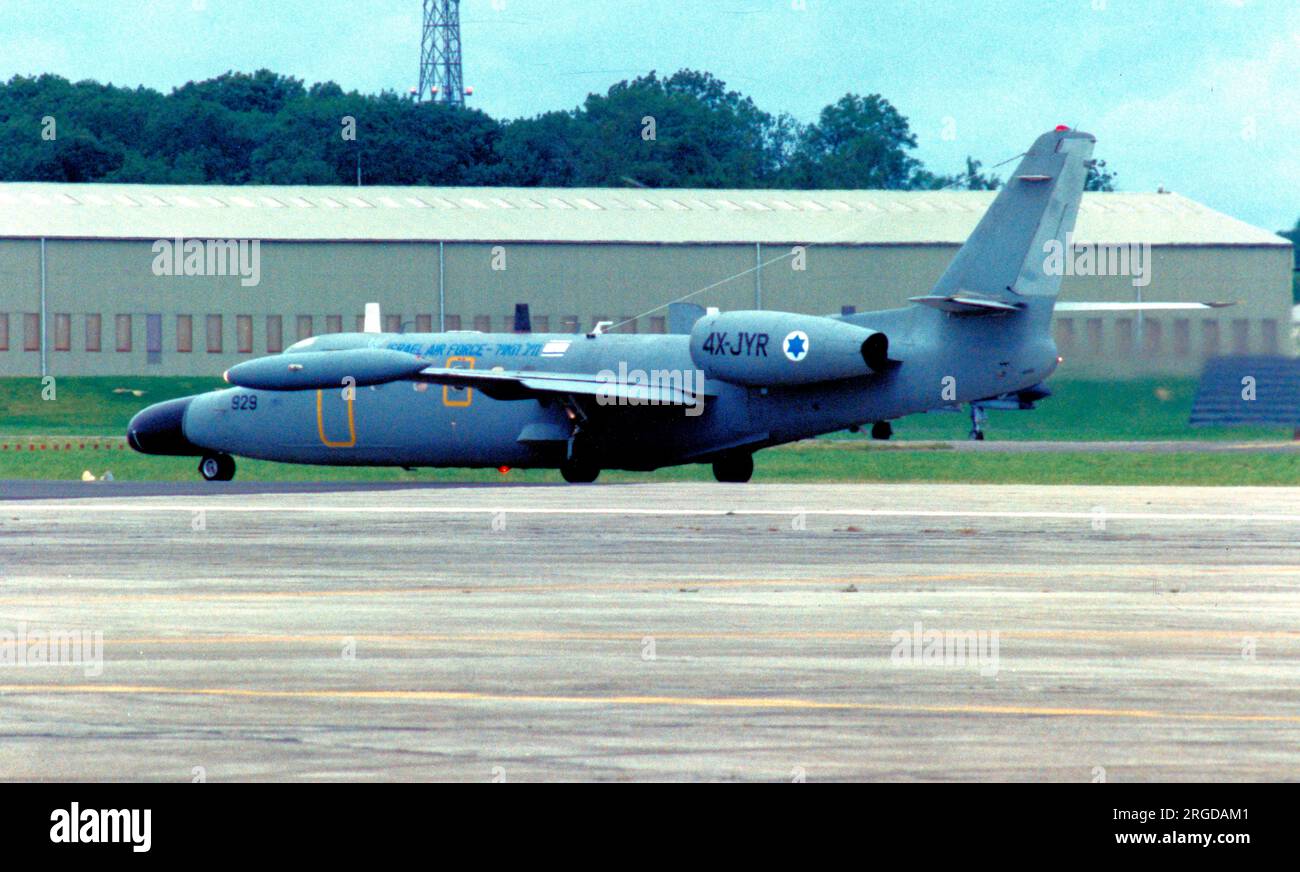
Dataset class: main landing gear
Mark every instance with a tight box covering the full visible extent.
[199,453,236,481]
[712,452,754,483]
[870,421,892,440]
[968,404,987,441]
[560,458,600,484]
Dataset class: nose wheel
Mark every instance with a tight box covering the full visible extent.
[199,453,236,481]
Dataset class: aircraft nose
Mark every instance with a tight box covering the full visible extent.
[127,396,201,455]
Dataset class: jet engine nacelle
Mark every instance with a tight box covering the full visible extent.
[224,348,427,391]
[689,310,890,386]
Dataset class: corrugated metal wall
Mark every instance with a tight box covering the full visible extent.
[0,238,1291,378]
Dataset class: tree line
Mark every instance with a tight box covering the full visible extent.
[0,68,1123,194]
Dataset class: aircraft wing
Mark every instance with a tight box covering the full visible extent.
[908,293,1024,315]
[1054,301,1236,311]
[412,366,715,405]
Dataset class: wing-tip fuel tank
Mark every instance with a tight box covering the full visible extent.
[223,347,427,391]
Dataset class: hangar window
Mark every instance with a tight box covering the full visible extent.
[297,315,313,341]
[326,315,343,334]
[531,315,549,332]
[266,316,283,353]
[415,315,432,333]
[1085,318,1103,354]
[384,314,402,333]
[115,315,131,353]
[1231,319,1250,355]
[84,315,101,352]
[618,317,637,334]
[1173,319,1191,356]
[1115,319,1134,356]
[648,316,666,334]
[177,315,192,353]
[444,314,462,331]
[1261,320,1279,354]
[1054,318,1075,354]
[237,315,253,354]
[206,315,223,353]
[0,314,8,350]
[562,315,579,334]
[1202,321,1220,358]
[473,315,492,332]
[54,313,70,352]
[1142,318,1162,355]
[23,313,40,351]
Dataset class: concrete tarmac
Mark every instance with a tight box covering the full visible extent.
[2,482,1298,781]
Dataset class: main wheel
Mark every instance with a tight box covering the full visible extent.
[712,453,754,483]
[199,453,236,481]
[560,460,600,483]
[870,421,892,440]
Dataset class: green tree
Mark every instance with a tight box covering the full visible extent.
[782,93,922,189]
[1085,158,1117,191]
[1279,218,1300,303]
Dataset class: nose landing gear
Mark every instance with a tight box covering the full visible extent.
[199,453,236,481]
[968,404,987,441]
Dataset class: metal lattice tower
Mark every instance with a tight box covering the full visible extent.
[418,0,464,106]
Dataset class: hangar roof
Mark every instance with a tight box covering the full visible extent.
[0,183,1288,247]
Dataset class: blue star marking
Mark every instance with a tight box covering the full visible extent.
[785,334,806,357]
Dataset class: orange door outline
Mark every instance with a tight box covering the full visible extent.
[442,356,475,407]
[316,389,356,448]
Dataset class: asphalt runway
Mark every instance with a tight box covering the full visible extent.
[2,482,1298,781]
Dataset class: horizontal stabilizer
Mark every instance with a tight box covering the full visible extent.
[909,294,1024,315]
[414,366,715,405]
[1055,301,1236,312]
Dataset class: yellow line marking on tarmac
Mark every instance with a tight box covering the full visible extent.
[0,683,1296,725]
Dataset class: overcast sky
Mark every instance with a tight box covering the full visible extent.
[2,0,1297,231]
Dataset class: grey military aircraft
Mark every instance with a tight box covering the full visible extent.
[127,126,1223,483]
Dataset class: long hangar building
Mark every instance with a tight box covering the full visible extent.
[0,182,1292,379]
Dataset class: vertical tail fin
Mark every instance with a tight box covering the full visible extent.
[929,127,1095,301]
